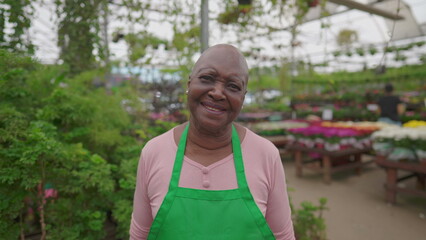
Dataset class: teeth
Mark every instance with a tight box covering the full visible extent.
[205,105,221,111]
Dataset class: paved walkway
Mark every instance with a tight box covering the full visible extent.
[282,157,426,240]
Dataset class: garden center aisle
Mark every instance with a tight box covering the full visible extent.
[283,157,426,240]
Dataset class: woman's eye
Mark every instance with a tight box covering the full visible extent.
[200,75,213,81]
[228,84,241,91]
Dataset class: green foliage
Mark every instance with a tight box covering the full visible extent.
[0,0,34,53]
[336,29,358,49]
[291,64,426,89]
[0,187,25,239]
[217,4,253,25]
[0,49,170,238]
[291,197,328,240]
[244,100,291,113]
[248,69,281,90]
[109,144,142,239]
[332,108,376,121]
[55,0,105,75]
[1,50,183,239]
[125,32,168,65]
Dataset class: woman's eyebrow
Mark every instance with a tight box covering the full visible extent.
[196,67,216,74]
[227,74,245,82]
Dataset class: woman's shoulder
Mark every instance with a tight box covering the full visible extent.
[241,127,281,171]
[143,127,176,154]
[242,127,279,153]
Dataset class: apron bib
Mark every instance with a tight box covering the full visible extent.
[147,124,275,240]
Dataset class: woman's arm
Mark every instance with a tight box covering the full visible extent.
[129,153,153,240]
[265,155,295,240]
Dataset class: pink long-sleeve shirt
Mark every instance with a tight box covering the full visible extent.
[130,127,295,240]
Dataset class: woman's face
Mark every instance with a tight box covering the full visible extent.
[187,46,248,132]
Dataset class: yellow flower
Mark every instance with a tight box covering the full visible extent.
[403,120,426,128]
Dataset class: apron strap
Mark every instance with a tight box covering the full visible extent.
[169,124,249,191]
[232,126,275,239]
[231,125,249,190]
[168,123,189,190]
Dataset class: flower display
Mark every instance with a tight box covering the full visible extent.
[251,120,309,136]
[371,126,426,162]
[287,123,375,151]
[372,126,426,142]
[319,121,391,133]
[403,120,426,128]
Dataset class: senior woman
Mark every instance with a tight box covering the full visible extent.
[130,44,295,240]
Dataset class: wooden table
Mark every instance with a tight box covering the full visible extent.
[286,145,373,184]
[375,156,426,204]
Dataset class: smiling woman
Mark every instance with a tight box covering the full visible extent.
[130,44,295,240]
[187,44,248,136]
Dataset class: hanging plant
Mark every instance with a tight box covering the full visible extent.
[0,0,34,53]
[332,51,341,57]
[416,41,425,47]
[420,54,426,64]
[397,45,411,51]
[112,30,125,43]
[125,32,168,64]
[407,42,417,49]
[355,48,365,56]
[320,22,331,28]
[56,0,104,75]
[394,53,407,62]
[238,0,253,13]
[385,46,396,53]
[217,7,244,25]
[238,0,252,5]
[218,0,253,25]
[368,46,377,55]
[336,29,358,48]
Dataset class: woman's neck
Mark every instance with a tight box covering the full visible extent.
[173,121,246,151]
[187,122,233,151]
[173,121,246,166]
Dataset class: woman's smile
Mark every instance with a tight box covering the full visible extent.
[201,101,226,114]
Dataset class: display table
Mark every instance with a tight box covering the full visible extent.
[286,145,373,184]
[375,156,426,204]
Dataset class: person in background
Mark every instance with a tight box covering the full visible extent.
[377,83,405,126]
[130,44,295,240]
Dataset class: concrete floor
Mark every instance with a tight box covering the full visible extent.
[282,156,426,240]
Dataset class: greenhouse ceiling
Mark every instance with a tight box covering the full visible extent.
[26,0,426,73]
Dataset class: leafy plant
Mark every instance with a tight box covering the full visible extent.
[332,51,341,57]
[368,46,378,55]
[355,48,365,56]
[55,0,105,75]
[291,197,328,240]
[0,0,34,53]
[336,29,358,50]
[0,49,172,239]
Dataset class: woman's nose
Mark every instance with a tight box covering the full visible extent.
[208,83,225,100]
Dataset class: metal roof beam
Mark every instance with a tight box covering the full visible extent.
[328,0,404,20]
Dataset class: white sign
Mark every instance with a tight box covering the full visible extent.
[322,109,333,120]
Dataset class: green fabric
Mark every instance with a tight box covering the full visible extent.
[147,124,275,240]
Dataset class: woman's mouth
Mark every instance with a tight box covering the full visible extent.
[201,102,226,114]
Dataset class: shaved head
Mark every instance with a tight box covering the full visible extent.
[191,44,249,83]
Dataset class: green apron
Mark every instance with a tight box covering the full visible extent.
[147,124,275,240]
